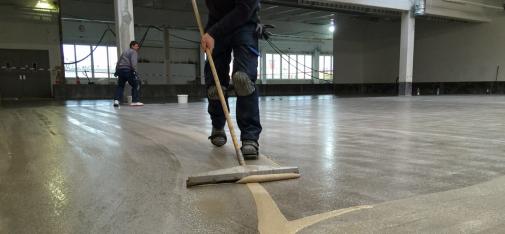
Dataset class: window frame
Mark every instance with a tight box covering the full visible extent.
[63,43,118,79]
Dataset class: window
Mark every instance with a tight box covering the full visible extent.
[319,55,333,80]
[92,46,109,78]
[205,51,261,79]
[273,54,281,79]
[75,45,92,79]
[203,52,312,80]
[63,44,76,78]
[288,55,297,79]
[304,55,312,79]
[229,57,233,78]
[264,53,312,80]
[297,55,305,79]
[108,47,118,78]
[281,55,289,79]
[265,54,273,79]
[63,44,118,79]
[257,56,261,79]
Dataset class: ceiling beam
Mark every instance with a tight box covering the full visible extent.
[261,0,365,15]
[262,8,303,19]
[267,9,323,21]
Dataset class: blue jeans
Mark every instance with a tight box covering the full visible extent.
[114,69,140,103]
[204,23,262,141]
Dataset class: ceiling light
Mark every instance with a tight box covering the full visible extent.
[35,0,56,10]
[328,19,335,33]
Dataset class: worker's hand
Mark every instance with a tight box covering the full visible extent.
[256,24,275,40]
[201,33,215,53]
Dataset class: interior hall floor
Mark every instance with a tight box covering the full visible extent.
[2,95,505,233]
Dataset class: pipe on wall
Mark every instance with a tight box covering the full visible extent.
[442,0,504,11]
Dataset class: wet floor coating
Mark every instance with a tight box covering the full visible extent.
[2,95,505,233]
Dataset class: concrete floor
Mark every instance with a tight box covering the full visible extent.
[2,95,505,233]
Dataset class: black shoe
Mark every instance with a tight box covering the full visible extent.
[241,140,259,160]
[208,128,227,147]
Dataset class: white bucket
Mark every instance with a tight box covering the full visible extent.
[177,94,188,104]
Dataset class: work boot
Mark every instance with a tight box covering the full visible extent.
[241,140,259,160]
[208,128,226,147]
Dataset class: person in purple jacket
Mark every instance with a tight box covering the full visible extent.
[202,0,262,160]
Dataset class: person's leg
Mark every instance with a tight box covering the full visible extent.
[205,38,232,146]
[127,72,141,103]
[232,25,262,159]
[114,71,128,104]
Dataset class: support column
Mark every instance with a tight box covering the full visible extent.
[114,0,135,54]
[399,11,415,96]
[163,28,171,84]
[313,49,320,84]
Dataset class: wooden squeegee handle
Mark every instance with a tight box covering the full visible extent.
[191,0,245,166]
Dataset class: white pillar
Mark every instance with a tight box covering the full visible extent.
[399,10,415,96]
[313,49,320,84]
[114,0,135,54]
[114,0,135,101]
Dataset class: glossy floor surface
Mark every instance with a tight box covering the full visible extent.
[1,95,505,233]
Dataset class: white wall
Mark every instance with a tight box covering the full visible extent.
[325,0,505,85]
[0,7,61,85]
[415,15,505,82]
[362,20,400,84]
[331,17,369,84]
[358,14,505,84]
[332,13,505,84]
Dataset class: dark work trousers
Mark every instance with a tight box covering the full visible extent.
[114,69,140,103]
[204,23,262,142]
